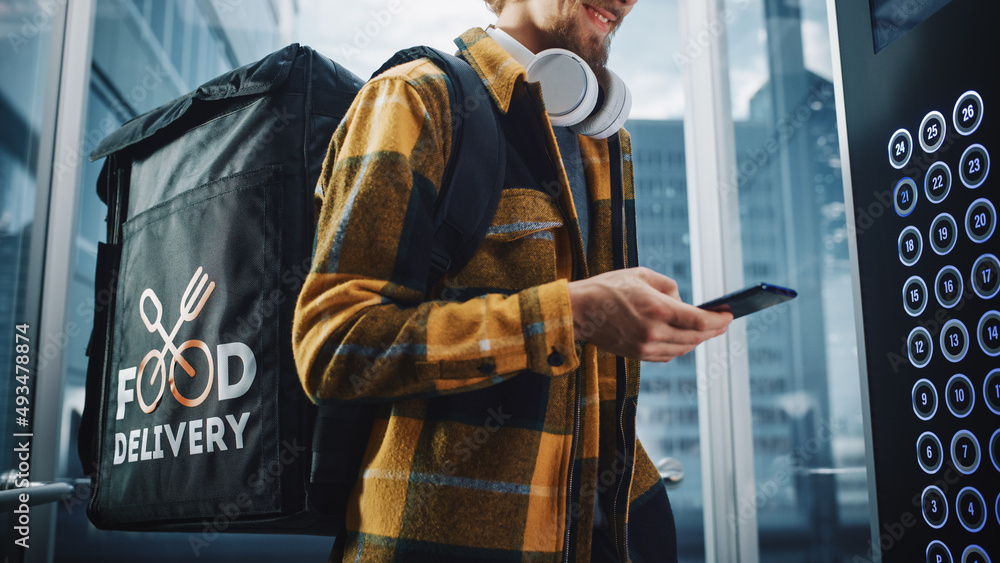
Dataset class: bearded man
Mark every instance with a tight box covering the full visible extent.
[293,1,732,560]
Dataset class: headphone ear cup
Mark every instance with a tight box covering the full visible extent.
[526,49,599,128]
[571,68,632,139]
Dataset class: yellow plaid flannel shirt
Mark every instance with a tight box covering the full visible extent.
[293,28,670,562]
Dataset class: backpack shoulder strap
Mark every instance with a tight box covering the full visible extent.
[372,47,507,293]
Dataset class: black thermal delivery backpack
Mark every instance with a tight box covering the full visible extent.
[79,43,505,535]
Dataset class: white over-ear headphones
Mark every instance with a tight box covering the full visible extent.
[486,26,632,140]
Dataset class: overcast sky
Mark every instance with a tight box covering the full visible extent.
[292,0,834,121]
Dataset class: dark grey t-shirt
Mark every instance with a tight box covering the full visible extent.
[554,126,612,535]
[553,126,589,256]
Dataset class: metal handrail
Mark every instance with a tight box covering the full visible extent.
[0,470,88,512]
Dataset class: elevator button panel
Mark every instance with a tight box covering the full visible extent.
[876,89,996,559]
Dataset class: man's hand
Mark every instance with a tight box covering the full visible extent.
[568,267,733,362]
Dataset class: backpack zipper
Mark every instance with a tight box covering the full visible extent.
[612,359,630,560]
[563,365,582,563]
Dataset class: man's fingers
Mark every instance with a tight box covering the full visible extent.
[632,268,680,300]
[635,341,697,362]
[646,322,713,347]
[662,301,733,331]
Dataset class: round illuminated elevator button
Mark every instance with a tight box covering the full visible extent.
[903,276,929,317]
[920,111,947,153]
[946,374,975,417]
[894,178,919,217]
[925,161,953,204]
[922,485,949,529]
[935,266,964,309]
[992,429,1000,472]
[927,541,954,563]
[965,199,996,243]
[917,431,944,474]
[941,320,970,363]
[956,487,987,533]
[889,128,913,169]
[908,327,933,368]
[960,144,990,189]
[985,369,1000,414]
[913,379,938,420]
[899,227,923,266]
[954,90,984,136]
[951,430,981,475]
[972,254,1000,299]
[930,213,959,255]
[962,545,991,563]
[979,313,1000,357]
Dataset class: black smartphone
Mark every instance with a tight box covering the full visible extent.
[696,283,797,319]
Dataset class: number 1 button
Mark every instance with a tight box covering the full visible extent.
[962,545,991,563]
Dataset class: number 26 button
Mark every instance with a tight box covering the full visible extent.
[954,90,983,136]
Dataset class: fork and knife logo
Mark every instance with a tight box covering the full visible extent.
[135,267,216,413]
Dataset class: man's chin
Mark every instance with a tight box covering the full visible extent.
[549,18,611,71]
[579,39,611,77]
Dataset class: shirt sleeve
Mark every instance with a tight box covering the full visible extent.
[292,64,579,404]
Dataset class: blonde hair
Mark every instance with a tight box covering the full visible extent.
[484,0,506,14]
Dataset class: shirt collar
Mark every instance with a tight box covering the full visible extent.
[454,27,528,115]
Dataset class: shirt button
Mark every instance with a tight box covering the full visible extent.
[478,363,496,375]
[548,352,565,367]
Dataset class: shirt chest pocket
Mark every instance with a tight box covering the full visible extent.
[451,188,569,292]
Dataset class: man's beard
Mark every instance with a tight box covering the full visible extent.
[548,5,617,82]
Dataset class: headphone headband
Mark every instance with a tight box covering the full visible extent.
[486,26,631,139]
